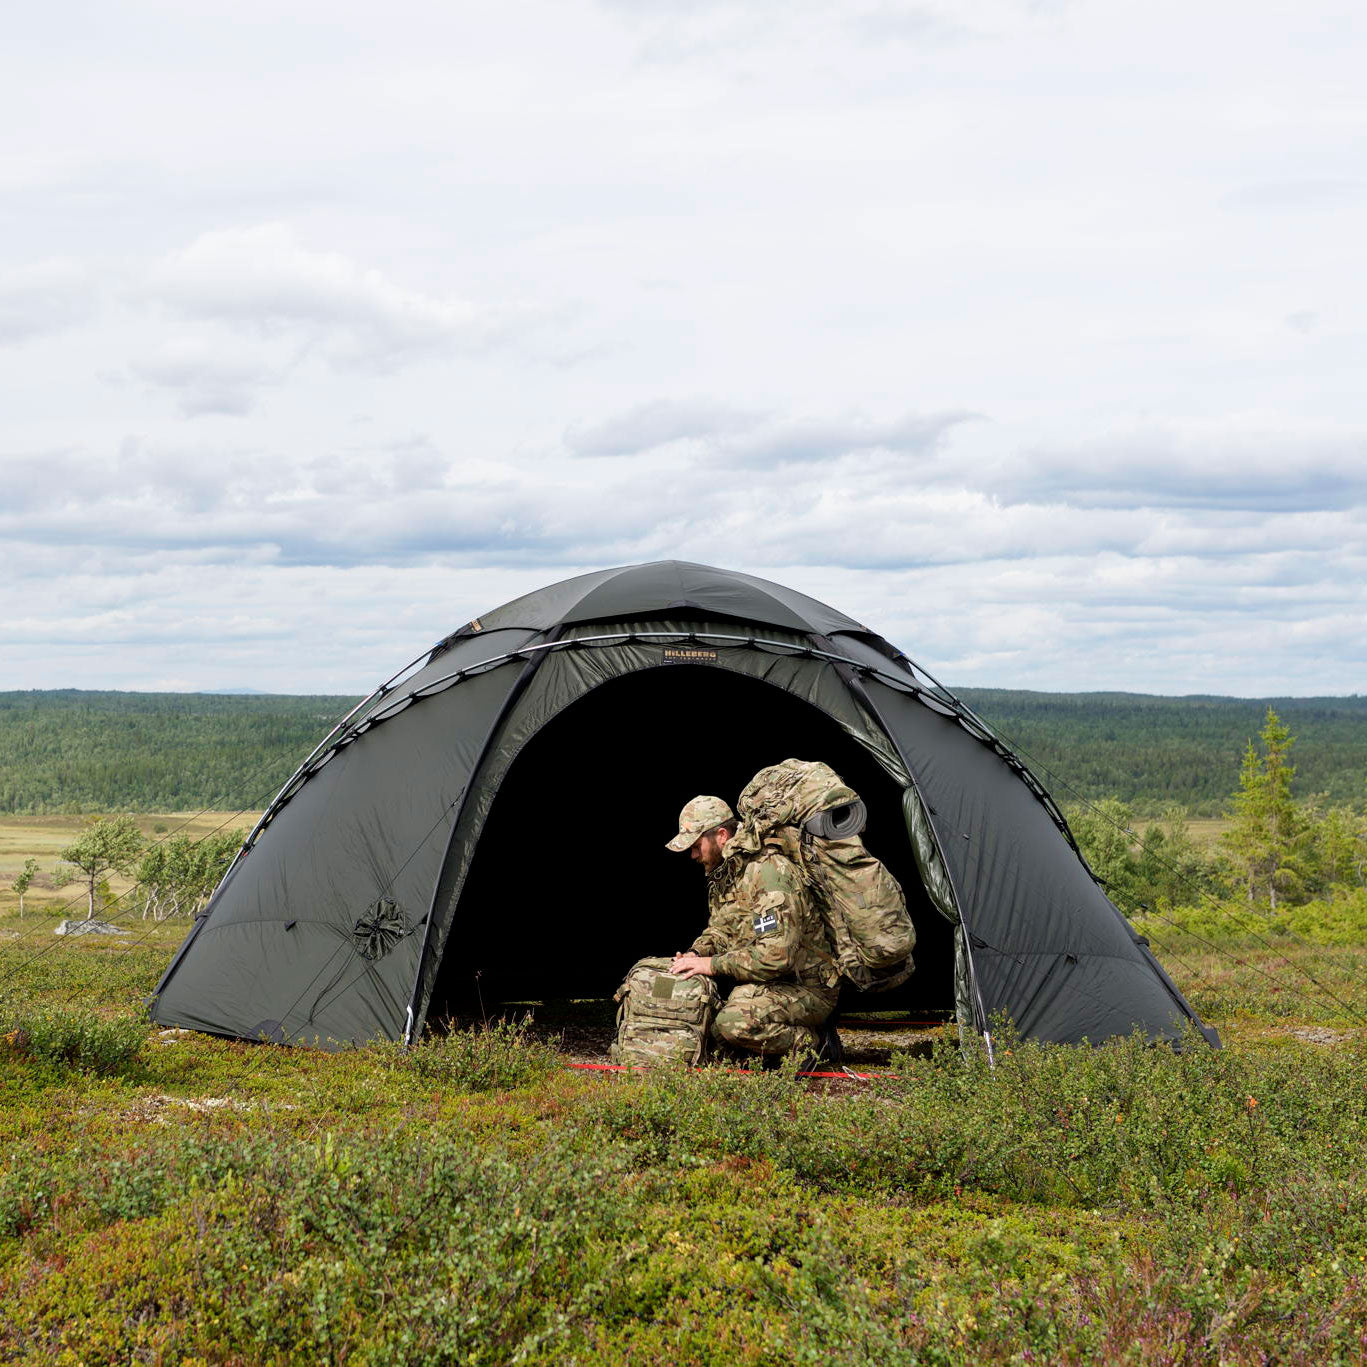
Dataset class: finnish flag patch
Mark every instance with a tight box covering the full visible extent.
[752,910,779,936]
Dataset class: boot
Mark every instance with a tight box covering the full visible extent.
[790,1022,841,1073]
[814,1019,843,1068]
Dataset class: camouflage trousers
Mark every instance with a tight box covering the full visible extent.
[712,982,839,1057]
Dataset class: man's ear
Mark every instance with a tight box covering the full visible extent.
[715,827,729,846]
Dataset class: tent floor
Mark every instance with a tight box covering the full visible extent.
[428,998,955,1068]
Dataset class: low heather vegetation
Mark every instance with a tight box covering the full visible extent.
[1,914,1364,1363]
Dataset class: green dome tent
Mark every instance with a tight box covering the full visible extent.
[150,560,1217,1052]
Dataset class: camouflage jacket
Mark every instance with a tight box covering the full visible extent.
[689,842,838,989]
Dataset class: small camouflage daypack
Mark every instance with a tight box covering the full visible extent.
[736,759,916,993]
[610,957,721,1067]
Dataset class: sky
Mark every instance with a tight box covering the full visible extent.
[3,0,1364,697]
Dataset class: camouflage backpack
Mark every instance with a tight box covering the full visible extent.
[610,957,721,1067]
[736,759,916,993]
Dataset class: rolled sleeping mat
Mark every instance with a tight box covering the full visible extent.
[804,799,867,840]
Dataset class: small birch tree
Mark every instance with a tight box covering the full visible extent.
[60,815,145,920]
[135,829,243,919]
[10,858,39,917]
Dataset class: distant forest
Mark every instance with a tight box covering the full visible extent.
[0,691,356,815]
[0,688,1363,816]
[954,689,1367,814]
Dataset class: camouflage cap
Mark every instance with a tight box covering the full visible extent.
[665,795,735,852]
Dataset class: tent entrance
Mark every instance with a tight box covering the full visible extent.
[428,663,956,1023]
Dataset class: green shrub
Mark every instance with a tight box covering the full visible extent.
[590,1167,901,1365]
[389,1017,561,1092]
[3,1128,633,1364]
[0,1156,54,1240]
[1282,886,1367,946]
[2,1007,145,1075]
[1134,886,1367,949]
[215,1137,626,1361]
[586,1027,1367,1213]
[92,1157,173,1224]
[882,1193,1367,1364]
[197,1130,627,1365]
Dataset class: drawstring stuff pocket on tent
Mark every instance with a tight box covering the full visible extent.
[353,898,410,961]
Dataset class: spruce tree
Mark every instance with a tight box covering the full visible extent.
[1222,708,1308,909]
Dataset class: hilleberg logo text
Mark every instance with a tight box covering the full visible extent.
[662,647,719,663]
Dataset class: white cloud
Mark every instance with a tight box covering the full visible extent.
[124,225,544,412]
[2,0,1366,696]
[3,409,1362,579]
[130,334,291,416]
[1010,420,1367,512]
[597,0,1052,57]
[0,260,97,345]
[567,398,762,457]
[1221,179,1367,212]
[146,225,492,365]
[568,401,977,469]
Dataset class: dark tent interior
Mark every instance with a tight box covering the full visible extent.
[431,663,956,1024]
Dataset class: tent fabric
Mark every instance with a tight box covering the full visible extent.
[863,678,1204,1044]
[150,559,1217,1051]
[436,560,870,639]
[152,658,529,1045]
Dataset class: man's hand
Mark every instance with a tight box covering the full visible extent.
[671,952,714,980]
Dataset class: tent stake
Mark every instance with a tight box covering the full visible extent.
[982,1028,996,1070]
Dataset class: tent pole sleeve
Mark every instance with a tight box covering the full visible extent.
[400,629,565,1045]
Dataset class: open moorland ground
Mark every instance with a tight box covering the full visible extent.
[0,813,264,920]
[2,812,1365,1364]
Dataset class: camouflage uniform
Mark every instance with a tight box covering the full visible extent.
[690,841,839,1057]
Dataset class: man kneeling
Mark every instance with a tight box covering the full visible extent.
[666,795,839,1063]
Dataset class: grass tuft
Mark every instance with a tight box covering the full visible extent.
[384,1016,563,1092]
